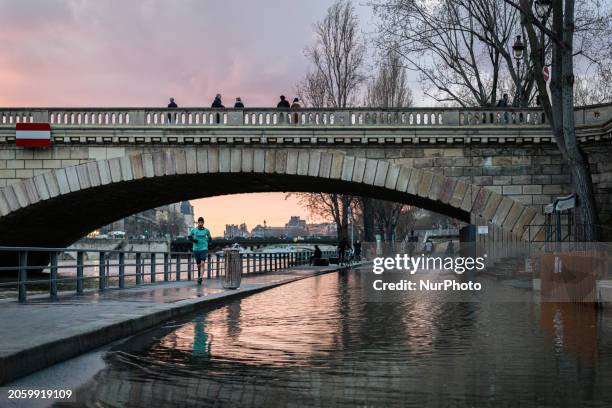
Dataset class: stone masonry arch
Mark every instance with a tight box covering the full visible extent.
[0,147,543,248]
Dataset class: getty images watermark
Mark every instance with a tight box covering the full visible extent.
[370,253,487,292]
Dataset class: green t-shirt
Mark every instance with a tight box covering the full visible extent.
[190,227,212,251]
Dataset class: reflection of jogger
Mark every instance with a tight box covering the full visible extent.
[192,315,211,358]
[189,217,212,285]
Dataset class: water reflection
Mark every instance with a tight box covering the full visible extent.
[64,268,612,407]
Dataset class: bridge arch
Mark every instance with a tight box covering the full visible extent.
[0,148,542,247]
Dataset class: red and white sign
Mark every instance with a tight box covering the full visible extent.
[15,123,51,147]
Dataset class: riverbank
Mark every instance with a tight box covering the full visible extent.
[0,265,351,385]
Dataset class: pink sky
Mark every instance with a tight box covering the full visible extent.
[0,1,378,236]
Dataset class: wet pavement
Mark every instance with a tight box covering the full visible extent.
[0,265,345,384]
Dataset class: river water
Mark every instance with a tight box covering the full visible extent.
[65,267,612,407]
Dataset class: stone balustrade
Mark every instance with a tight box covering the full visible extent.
[0,103,610,128]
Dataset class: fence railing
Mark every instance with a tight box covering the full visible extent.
[0,103,609,128]
[0,246,336,303]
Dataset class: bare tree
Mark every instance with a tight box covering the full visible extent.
[292,193,353,240]
[365,48,414,107]
[304,0,367,108]
[294,0,367,240]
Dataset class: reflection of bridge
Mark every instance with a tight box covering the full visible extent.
[1,104,611,250]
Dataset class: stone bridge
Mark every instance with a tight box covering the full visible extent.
[0,104,611,247]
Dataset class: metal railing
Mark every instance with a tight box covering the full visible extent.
[0,246,335,303]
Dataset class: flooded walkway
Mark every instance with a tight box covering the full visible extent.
[0,265,345,384]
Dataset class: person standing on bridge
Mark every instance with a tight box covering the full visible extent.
[212,94,224,108]
[167,97,178,124]
[277,95,290,108]
[234,97,244,108]
[189,217,212,285]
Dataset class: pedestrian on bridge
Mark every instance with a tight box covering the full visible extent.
[167,97,177,124]
[212,94,224,108]
[234,97,245,108]
[189,217,212,285]
[277,95,290,108]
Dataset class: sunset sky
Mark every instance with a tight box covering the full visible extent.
[0,0,417,236]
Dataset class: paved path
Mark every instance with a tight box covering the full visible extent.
[0,265,345,384]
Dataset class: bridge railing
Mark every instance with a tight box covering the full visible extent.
[0,104,610,128]
[0,246,331,303]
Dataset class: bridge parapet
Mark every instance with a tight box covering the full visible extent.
[1,104,610,129]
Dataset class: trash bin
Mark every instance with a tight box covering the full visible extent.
[223,249,242,289]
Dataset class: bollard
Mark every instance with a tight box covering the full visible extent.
[164,252,169,282]
[118,252,125,289]
[99,251,106,290]
[50,251,58,301]
[176,254,181,281]
[77,251,84,295]
[135,253,142,284]
[18,251,28,303]
[207,253,212,279]
[150,253,156,283]
[246,253,250,274]
[216,253,221,277]
[187,254,192,281]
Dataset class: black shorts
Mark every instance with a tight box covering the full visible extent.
[193,250,208,263]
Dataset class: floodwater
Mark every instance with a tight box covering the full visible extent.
[64,267,612,407]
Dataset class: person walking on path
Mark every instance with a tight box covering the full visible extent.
[277,95,290,108]
[167,97,177,124]
[290,97,301,124]
[189,217,212,285]
[338,237,351,266]
[354,240,362,261]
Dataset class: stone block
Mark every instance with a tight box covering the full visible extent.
[318,153,332,178]
[241,149,254,173]
[307,151,321,177]
[65,166,80,191]
[69,147,89,160]
[330,154,344,179]
[542,165,561,175]
[460,185,480,212]
[297,150,309,176]
[471,188,492,216]
[275,150,288,174]
[439,178,457,203]
[417,171,434,198]
[483,167,502,176]
[374,161,389,187]
[522,185,542,194]
[23,160,42,169]
[76,164,91,189]
[413,158,433,168]
[512,195,533,205]
[449,180,468,208]
[15,150,34,160]
[42,160,61,169]
[60,159,80,167]
[208,149,220,172]
[97,160,112,184]
[8,160,25,169]
[542,185,563,195]
[551,174,571,184]
[119,156,133,181]
[352,158,367,183]
[185,148,198,174]
[130,155,144,180]
[219,149,231,173]
[341,156,355,181]
[108,158,122,183]
[15,170,33,178]
[485,185,502,194]
[0,150,16,160]
[444,167,463,177]
[54,169,70,195]
[406,169,422,195]
[253,149,266,173]
[462,167,482,176]
[163,151,175,176]
[511,175,531,185]
[152,151,165,177]
[428,174,444,201]
[502,185,522,195]
[481,192,503,221]
[472,176,492,185]
[385,163,401,190]
[141,154,154,178]
[43,171,60,198]
[492,196,514,226]
[229,149,241,173]
[396,167,412,192]
[363,159,378,185]
[32,175,50,201]
[286,149,299,175]
[106,147,125,160]
[492,156,513,166]
[196,149,209,173]
[88,147,107,161]
[532,175,551,184]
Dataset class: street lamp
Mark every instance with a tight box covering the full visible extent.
[513,35,525,107]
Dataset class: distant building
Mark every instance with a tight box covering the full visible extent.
[250,216,336,238]
[224,223,249,238]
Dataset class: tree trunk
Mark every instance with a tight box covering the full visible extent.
[361,197,375,242]
[561,0,599,240]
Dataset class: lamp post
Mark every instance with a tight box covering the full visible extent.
[534,0,552,105]
[512,35,525,107]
